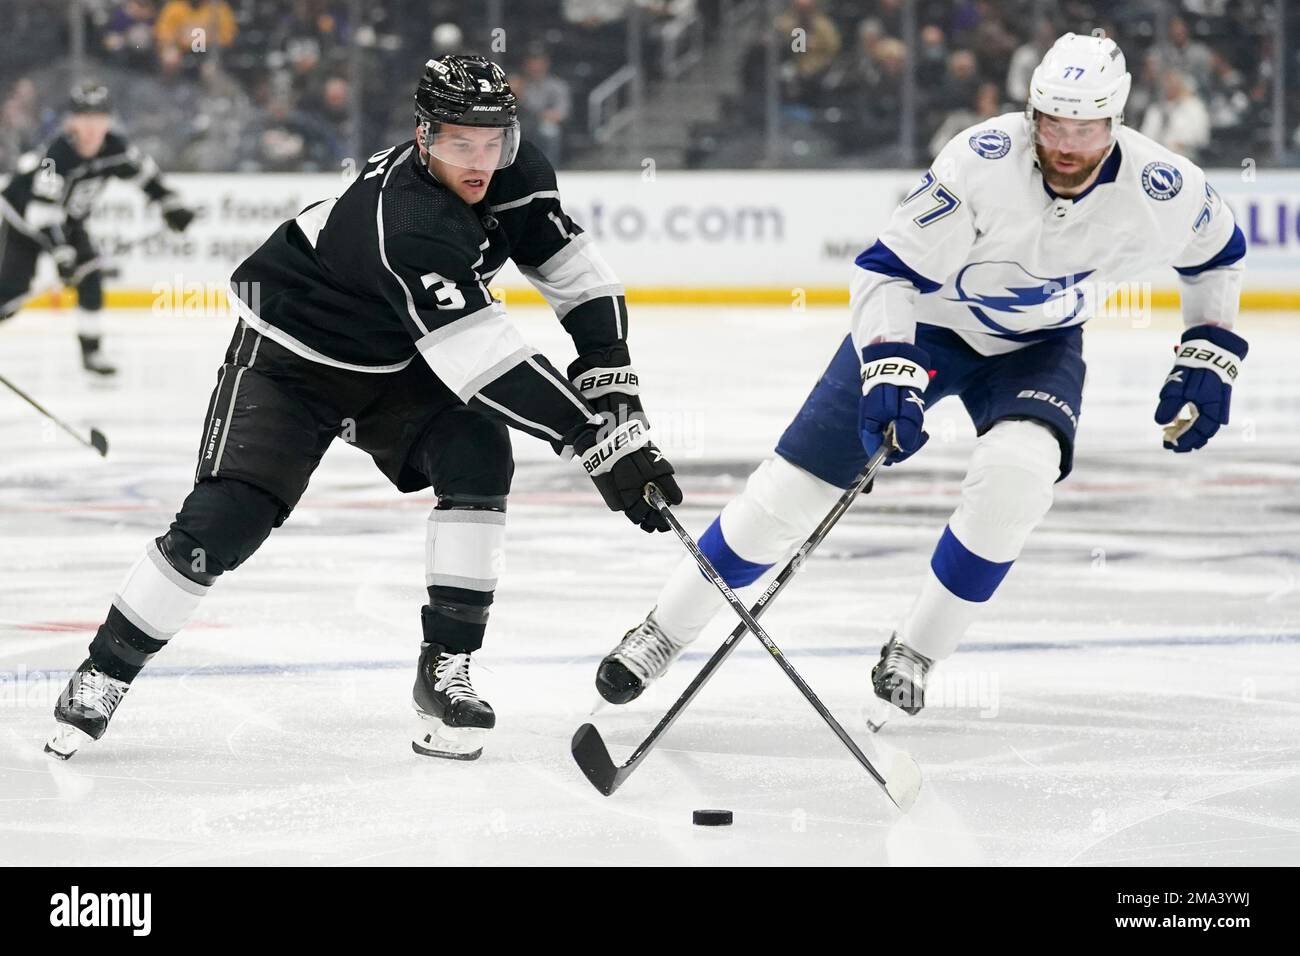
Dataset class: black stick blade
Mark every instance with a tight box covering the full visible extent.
[571,723,625,796]
[89,428,109,457]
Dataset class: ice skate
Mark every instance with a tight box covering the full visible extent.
[78,335,117,377]
[45,659,131,759]
[595,610,688,705]
[867,634,932,731]
[412,642,495,760]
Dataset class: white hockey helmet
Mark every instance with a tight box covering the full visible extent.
[1027,32,1131,132]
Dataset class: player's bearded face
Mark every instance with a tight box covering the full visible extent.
[67,114,110,158]
[1033,113,1112,192]
[422,124,509,204]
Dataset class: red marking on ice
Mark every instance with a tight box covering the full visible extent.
[9,620,228,633]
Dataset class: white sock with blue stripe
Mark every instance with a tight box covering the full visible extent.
[901,420,1060,660]
[655,456,843,642]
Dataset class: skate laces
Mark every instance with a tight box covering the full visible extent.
[881,639,931,684]
[70,668,127,717]
[433,653,481,703]
[614,617,681,682]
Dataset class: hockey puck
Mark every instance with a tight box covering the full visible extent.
[692,809,733,827]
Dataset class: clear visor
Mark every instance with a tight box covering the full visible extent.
[1032,111,1114,152]
[426,121,520,170]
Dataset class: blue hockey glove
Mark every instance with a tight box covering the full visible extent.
[859,342,931,465]
[1154,325,1248,453]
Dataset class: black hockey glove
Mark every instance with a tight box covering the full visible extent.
[162,204,197,233]
[576,419,681,532]
[568,343,645,434]
[37,226,77,280]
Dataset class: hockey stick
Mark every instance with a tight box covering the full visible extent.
[0,371,108,456]
[4,228,165,314]
[572,428,921,810]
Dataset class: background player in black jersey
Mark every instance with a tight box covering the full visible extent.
[0,81,196,375]
[46,55,682,762]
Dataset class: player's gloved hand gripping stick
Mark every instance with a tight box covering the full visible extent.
[578,418,681,532]
[571,425,922,811]
[859,342,931,464]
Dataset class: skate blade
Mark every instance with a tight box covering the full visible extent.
[411,717,487,761]
[44,723,93,760]
[863,695,897,733]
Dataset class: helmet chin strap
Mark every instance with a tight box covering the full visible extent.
[415,123,445,183]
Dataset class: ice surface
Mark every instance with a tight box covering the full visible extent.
[2,307,1298,865]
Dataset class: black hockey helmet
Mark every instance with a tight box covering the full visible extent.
[68,81,112,115]
[414,55,520,169]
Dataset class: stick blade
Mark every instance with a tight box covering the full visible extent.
[882,749,923,813]
[570,723,624,796]
[89,428,109,457]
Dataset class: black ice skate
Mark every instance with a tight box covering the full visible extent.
[45,658,131,759]
[596,611,687,705]
[79,335,117,376]
[412,642,495,760]
[867,634,933,731]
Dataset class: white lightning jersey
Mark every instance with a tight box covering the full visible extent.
[850,112,1246,356]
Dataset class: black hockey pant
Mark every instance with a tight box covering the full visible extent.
[86,322,514,682]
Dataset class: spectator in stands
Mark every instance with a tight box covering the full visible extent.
[238,92,343,172]
[101,0,160,72]
[183,59,257,171]
[855,18,885,66]
[1159,16,1215,94]
[0,78,41,170]
[1006,19,1055,103]
[1202,50,1249,133]
[931,49,980,121]
[928,79,1004,159]
[873,0,904,37]
[824,17,888,94]
[916,24,948,89]
[564,0,632,57]
[773,0,842,105]
[513,46,571,167]
[968,1,1018,80]
[431,22,463,56]
[1141,68,1211,160]
[566,0,632,29]
[852,35,908,148]
[155,0,238,57]
[268,1,351,64]
[305,74,355,155]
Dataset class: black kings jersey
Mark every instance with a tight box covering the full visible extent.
[229,139,620,449]
[1,131,178,245]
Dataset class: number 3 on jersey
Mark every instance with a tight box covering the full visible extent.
[420,271,466,310]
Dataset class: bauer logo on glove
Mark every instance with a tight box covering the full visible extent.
[574,367,639,398]
[859,342,932,464]
[581,419,648,475]
[1154,324,1248,452]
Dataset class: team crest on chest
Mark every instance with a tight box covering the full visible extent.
[1141,161,1183,200]
[968,129,1012,159]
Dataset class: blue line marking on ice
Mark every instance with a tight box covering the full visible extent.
[24,632,1300,679]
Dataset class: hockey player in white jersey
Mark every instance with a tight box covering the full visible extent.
[594,32,1248,717]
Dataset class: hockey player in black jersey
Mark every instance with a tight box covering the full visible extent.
[46,55,682,762]
[0,81,196,374]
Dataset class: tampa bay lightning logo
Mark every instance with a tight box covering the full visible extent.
[1141,161,1183,200]
[948,261,1095,334]
[968,129,1011,159]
